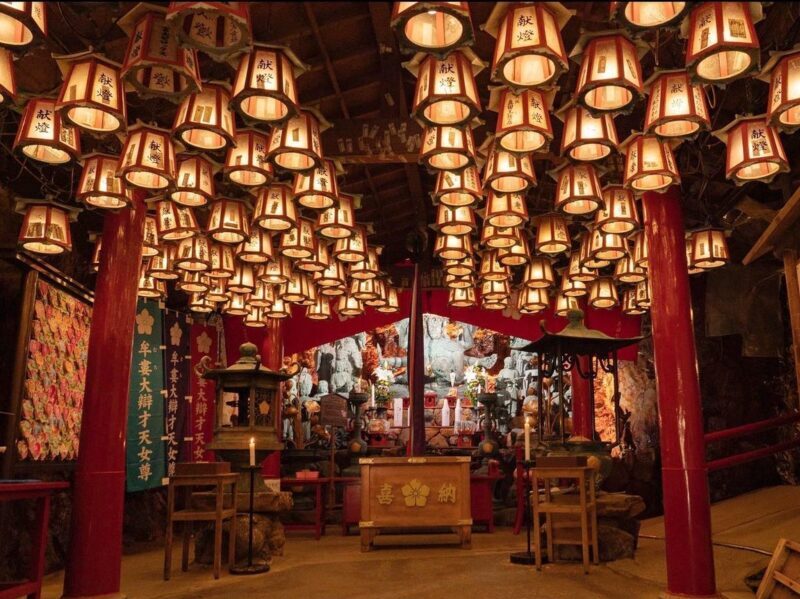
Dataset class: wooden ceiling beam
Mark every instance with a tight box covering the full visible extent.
[743,185,800,265]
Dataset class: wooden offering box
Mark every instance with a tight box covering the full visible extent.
[359,456,472,551]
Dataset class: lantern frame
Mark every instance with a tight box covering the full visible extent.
[337,293,364,317]
[307,297,332,320]
[644,69,711,139]
[254,184,297,232]
[207,242,236,279]
[14,98,80,165]
[390,2,474,58]
[518,287,549,313]
[148,245,178,281]
[332,226,368,263]
[171,154,216,206]
[259,257,293,286]
[420,125,476,172]
[173,82,236,151]
[77,153,132,210]
[376,286,400,313]
[558,103,618,161]
[166,2,252,62]
[409,50,482,127]
[713,115,790,185]
[481,223,519,250]
[267,110,324,173]
[224,128,273,187]
[117,122,176,190]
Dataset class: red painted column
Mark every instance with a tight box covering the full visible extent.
[408,263,426,456]
[63,195,145,598]
[261,318,283,370]
[570,355,594,439]
[642,187,718,598]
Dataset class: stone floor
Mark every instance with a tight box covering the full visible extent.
[42,485,800,599]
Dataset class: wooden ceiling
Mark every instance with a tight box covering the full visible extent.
[3,2,800,284]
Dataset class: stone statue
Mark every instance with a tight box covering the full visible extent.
[332,337,362,394]
[297,367,313,399]
[314,380,330,398]
[315,343,335,389]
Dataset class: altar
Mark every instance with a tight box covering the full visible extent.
[359,456,472,551]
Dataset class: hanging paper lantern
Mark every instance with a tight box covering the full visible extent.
[174,235,211,272]
[171,155,216,207]
[434,233,471,260]
[493,88,553,153]
[574,32,644,115]
[207,198,250,244]
[444,273,473,289]
[485,191,529,228]
[249,280,275,308]
[690,228,729,270]
[614,252,647,283]
[364,281,389,308]
[259,256,292,285]
[154,199,199,241]
[349,247,381,280]
[231,44,303,124]
[560,275,587,298]
[644,69,710,138]
[610,2,688,30]
[228,263,255,294]
[55,52,126,134]
[207,242,236,279]
[224,128,272,187]
[590,229,627,262]
[436,204,477,236]
[713,116,789,184]
[390,2,473,57]
[555,291,581,316]
[497,233,531,267]
[351,278,380,302]
[317,193,357,240]
[243,306,267,328]
[293,159,339,210]
[307,297,331,320]
[622,289,647,315]
[166,2,251,61]
[568,249,597,283]
[118,4,201,100]
[479,250,510,282]
[523,257,555,289]
[138,269,166,298]
[148,245,178,281]
[432,166,481,209]
[685,2,761,85]
[14,98,80,164]
[298,240,332,274]
[117,123,176,190]
[0,48,16,105]
[254,183,297,232]
[333,227,368,263]
[551,162,602,216]
[224,292,250,316]
[761,49,800,132]
[481,223,518,250]
[579,230,609,269]
[280,271,315,304]
[14,200,77,255]
[176,271,209,293]
[420,125,476,172]
[482,296,508,311]
[267,110,323,173]
[634,279,651,308]
[558,104,618,161]
[338,293,364,317]
[205,278,230,303]
[265,297,291,319]
[483,146,536,194]
[518,287,549,314]
[589,277,619,308]
[280,218,316,260]
[173,82,236,150]
[481,279,510,301]
[622,134,680,192]
[0,2,45,48]
[142,216,160,257]
[632,231,648,268]
[443,255,475,277]
[686,237,704,275]
[410,51,481,127]
[376,287,400,313]
[315,259,347,293]
[189,292,215,313]
[236,228,273,264]
[77,153,132,210]
[449,287,476,308]
[535,213,570,255]
[596,186,639,234]
[487,3,570,89]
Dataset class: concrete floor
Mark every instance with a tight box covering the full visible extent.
[42,486,800,599]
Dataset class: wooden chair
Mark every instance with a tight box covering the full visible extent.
[756,538,800,598]
[164,468,238,581]
[531,465,599,574]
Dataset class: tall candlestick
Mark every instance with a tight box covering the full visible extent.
[455,396,461,429]
[450,371,456,387]
[442,398,450,427]
[393,397,403,427]
[524,418,531,462]
[249,437,256,467]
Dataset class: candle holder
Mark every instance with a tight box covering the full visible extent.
[510,459,536,565]
[347,391,368,455]
[230,465,269,574]
[478,392,499,456]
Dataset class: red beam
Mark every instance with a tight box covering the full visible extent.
[707,438,800,472]
[704,412,800,445]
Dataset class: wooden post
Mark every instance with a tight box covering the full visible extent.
[782,249,800,412]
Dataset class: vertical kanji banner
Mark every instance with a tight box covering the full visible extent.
[164,310,191,477]
[126,299,166,491]
[189,319,217,461]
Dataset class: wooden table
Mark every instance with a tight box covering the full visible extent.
[281,477,330,540]
[0,480,69,599]
[334,476,361,536]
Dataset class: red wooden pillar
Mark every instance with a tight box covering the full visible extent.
[63,196,146,598]
[642,187,719,598]
[570,355,594,439]
[408,263,426,456]
[261,318,283,370]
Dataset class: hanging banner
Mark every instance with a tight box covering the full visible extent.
[164,310,191,477]
[126,299,166,491]
[189,319,217,461]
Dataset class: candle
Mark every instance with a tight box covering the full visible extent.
[442,398,450,427]
[454,396,461,429]
[450,371,456,387]
[393,397,403,427]
[524,418,531,462]
[384,360,388,369]
[249,437,256,467]
[370,384,375,407]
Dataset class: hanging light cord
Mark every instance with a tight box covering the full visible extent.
[638,534,772,556]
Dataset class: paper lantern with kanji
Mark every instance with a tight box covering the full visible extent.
[443,255,475,277]
[433,166,482,207]
[254,183,297,232]
[249,280,275,307]
[349,247,381,280]
[264,297,291,319]
[523,257,555,289]
[436,204,477,235]
[173,82,236,150]
[690,228,729,270]
[518,287,549,314]
[558,103,618,161]
[622,289,646,314]
[138,269,166,298]
[568,249,597,282]
[685,2,762,85]
[315,260,347,294]
[332,226,368,263]
[259,256,292,285]
[207,242,236,278]
[172,154,215,206]
[365,280,390,308]
[573,32,644,115]
[351,278,380,302]
[444,273,473,289]
[589,277,619,308]
[224,128,272,187]
[614,252,646,283]
[228,263,256,294]
[317,193,356,239]
[307,297,331,320]
[205,278,230,303]
[0,2,45,48]
[154,199,199,241]
[590,229,626,261]
[298,240,332,274]
[610,2,688,30]
[293,159,339,210]
[236,228,273,264]
[14,98,80,164]
[481,223,518,249]
[485,191,528,228]
[15,200,77,255]
[0,48,15,105]
[580,230,609,269]
[207,198,250,244]
[411,51,481,127]
[148,245,178,281]
[77,153,132,210]
[189,293,214,313]
[497,233,530,267]
[479,250,510,282]
[761,49,800,132]
[551,162,602,216]
[434,233,471,260]
[243,306,267,328]
[482,296,508,311]
[142,216,160,257]
[713,116,789,185]
[280,271,315,303]
[644,69,710,138]
[224,292,250,316]
[535,213,570,255]
[622,134,680,192]
[390,2,473,57]
[117,123,176,190]
[267,110,323,173]
[483,146,536,193]
[596,186,639,234]
[686,237,704,275]
[420,125,475,171]
[166,2,251,61]
[55,52,126,134]
[176,271,209,293]
[175,235,210,272]
[487,2,570,89]
[493,88,553,153]
[555,291,581,316]
[632,231,648,267]
[481,279,510,302]
[635,279,651,308]
[560,276,587,298]
[280,218,316,260]
[377,286,401,313]
[449,287,476,307]
[231,44,302,124]
[118,4,201,101]
[338,293,364,317]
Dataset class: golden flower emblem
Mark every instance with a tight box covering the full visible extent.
[401,478,430,507]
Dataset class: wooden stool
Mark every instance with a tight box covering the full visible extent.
[531,465,598,574]
[164,468,238,581]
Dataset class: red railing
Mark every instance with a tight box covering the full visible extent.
[704,411,800,471]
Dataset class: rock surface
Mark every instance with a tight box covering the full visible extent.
[196,513,287,565]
